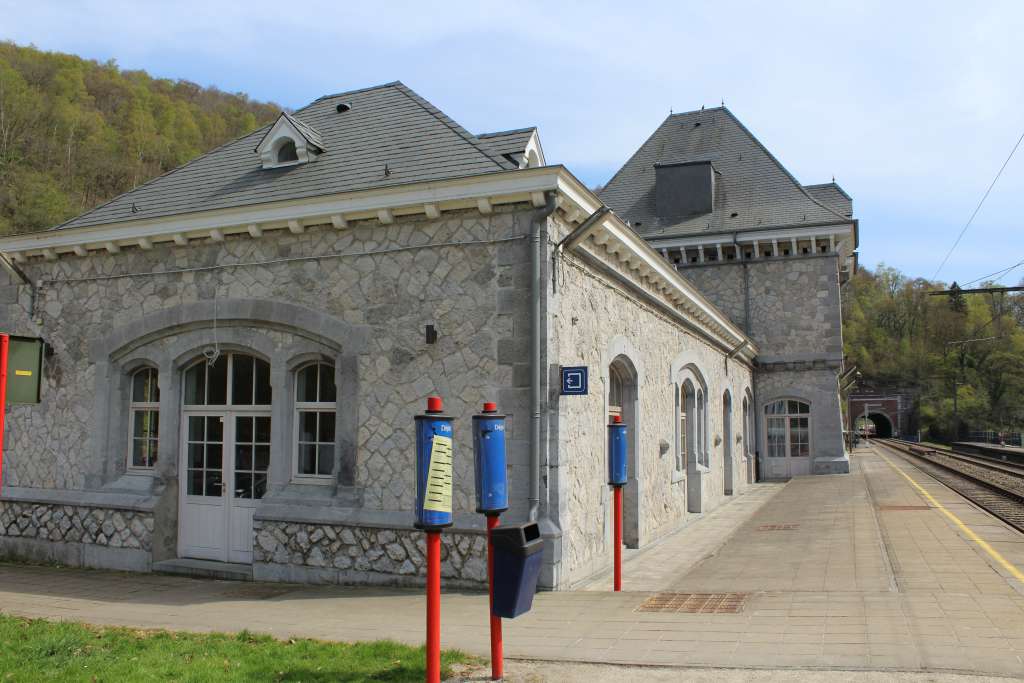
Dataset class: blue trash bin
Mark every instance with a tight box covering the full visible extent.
[491,522,543,618]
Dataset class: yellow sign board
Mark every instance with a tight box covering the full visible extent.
[422,435,453,513]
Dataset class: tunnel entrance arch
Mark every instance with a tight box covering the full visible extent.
[868,413,893,438]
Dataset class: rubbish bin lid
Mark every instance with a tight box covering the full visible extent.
[490,522,544,556]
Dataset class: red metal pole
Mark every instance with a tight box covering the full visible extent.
[613,485,622,592]
[0,334,8,487]
[486,514,503,680]
[426,530,441,683]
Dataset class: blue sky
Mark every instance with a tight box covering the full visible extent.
[4,1,1023,286]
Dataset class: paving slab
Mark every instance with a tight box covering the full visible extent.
[3,444,1024,678]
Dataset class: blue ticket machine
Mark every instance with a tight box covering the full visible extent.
[415,396,454,530]
[608,415,628,486]
[472,402,508,514]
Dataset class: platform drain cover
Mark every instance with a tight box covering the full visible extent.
[636,592,749,614]
[878,505,930,511]
[757,523,800,531]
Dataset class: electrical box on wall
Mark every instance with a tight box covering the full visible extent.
[5,336,44,405]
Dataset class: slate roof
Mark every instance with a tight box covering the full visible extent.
[478,127,536,164]
[804,182,852,218]
[598,107,852,240]
[53,82,522,232]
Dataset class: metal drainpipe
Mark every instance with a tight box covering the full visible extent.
[530,192,557,521]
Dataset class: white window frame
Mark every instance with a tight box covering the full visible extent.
[675,383,687,476]
[763,398,812,460]
[292,362,337,483]
[128,366,160,471]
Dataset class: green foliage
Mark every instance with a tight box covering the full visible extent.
[0,613,475,682]
[844,264,1024,440]
[0,42,280,235]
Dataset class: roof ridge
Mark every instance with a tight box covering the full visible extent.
[718,107,850,223]
[391,83,511,171]
[307,81,404,107]
[477,127,537,139]
[805,181,852,201]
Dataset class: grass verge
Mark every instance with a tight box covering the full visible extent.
[0,613,475,682]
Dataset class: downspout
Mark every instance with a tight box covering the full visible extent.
[530,191,557,522]
[732,233,751,335]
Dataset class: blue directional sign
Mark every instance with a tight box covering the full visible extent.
[561,366,588,395]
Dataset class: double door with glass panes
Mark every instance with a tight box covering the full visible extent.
[178,353,272,564]
[763,399,811,479]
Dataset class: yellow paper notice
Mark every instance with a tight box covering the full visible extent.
[422,434,453,513]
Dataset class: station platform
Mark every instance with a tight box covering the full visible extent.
[2,443,1024,677]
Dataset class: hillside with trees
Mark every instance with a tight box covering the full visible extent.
[844,265,1024,441]
[0,42,280,235]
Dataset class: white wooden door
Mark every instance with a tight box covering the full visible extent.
[179,411,271,563]
[180,413,229,561]
[764,415,790,479]
[227,413,271,563]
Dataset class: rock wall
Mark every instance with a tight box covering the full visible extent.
[680,255,843,359]
[0,501,153,550]
[252,520,486,587]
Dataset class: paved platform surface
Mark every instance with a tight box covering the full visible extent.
[3,443,1024,678]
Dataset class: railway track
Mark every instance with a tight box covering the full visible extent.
[874,438,1024,533]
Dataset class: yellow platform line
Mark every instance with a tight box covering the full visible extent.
[876,448,1024,583]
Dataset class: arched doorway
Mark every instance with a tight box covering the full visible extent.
[608,356,640,548]
[179,352,272,563]
[723,390,733,495]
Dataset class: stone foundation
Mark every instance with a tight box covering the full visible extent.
[0,501,153,550]
[252,520,487,587]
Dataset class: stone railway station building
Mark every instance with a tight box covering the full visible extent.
[0,83,856,589]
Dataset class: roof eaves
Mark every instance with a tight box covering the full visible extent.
[477,126,537,139]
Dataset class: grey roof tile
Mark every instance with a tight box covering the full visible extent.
[478,127,536,160]
[598,107,853,240]
[804,183,853,217]
[53,82,521,232]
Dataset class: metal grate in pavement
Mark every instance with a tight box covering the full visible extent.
[756,523,800,531]
[878,505,931,511]
[636,592,749,614]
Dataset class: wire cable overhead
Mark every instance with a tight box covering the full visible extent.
[932,130,1024,281]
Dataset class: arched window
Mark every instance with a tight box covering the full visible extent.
[295,362,337,478]
[742,396,751,456]
[277,138,299,163]
[765,399,811,459]
[678,380,696,473]
[608,364,625,421]
[696,389,709,468]
[129,367,160,468]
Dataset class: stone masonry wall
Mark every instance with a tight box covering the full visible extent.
[680,256,842,359]
[0,501,153,551]
[253,520,486,587]
[0,206,535,583]
[547,216,755,588]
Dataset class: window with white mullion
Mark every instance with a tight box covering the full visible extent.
[129,367,160,469]
[294,362,337,479]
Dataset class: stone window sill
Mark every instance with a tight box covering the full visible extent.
[671,470,685,484]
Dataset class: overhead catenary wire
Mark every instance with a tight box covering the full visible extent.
[932,129,1024,281]
[960,258,1024,288]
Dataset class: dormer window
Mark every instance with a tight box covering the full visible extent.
[276,138,299,163]
[255,112,324,170]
